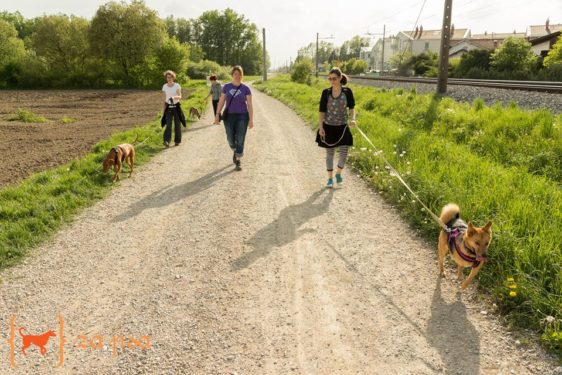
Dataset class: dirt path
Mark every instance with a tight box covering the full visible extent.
[0,88,559,374]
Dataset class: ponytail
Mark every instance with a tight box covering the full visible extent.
[329,67,349,85]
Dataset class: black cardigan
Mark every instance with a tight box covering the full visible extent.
[160,101,187,128]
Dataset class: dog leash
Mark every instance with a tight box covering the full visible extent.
[354,124,449,232]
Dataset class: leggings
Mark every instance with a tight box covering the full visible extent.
[326,146,349,171]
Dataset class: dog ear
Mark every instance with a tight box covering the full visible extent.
[467,222,476,235]
[483,221,492,231]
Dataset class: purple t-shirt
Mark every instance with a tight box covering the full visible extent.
[222,83,251,114]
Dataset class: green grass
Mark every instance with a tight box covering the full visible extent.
[0,80,208,270]
[60,116,76,124]
[254,74,562,358]
[9,108,48,123]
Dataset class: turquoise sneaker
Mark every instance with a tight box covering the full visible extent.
[335,173,343,185]
[326,178,334,188]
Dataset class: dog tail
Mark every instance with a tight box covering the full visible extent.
[19,327,26,336]
[439,203,460,229]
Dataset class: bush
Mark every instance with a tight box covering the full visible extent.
[187,60,230,80]
[290,59,313,84]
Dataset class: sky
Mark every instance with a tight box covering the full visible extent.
[1,0,561,69]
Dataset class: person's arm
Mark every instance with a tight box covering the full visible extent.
[319,90,328,137]
[214,93,226,124]
[247,94,254,129]
[347,88,356,127]
[163,92,167,112]
[174,86,182,101]
[348,108,356,127]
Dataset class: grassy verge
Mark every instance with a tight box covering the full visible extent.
[0,80,208,270]
[254,75,562,358]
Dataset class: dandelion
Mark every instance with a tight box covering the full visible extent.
[509,291,517,297]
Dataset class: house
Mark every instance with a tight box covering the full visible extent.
[528,22,562,38]
[372,26,470,69]
[529,31,561,58]
[359,46,373,70]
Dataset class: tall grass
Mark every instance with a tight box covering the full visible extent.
[0,80,208,269]
[9,108,48,123]
[254,75,562,357]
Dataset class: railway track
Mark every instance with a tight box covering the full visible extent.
[347,75,562,93]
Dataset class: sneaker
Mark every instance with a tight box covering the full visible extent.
[326,178,334,188]
[175,142,181,146]
[163,141,170,147]
[235,159,242,171]
[335,173,343,185]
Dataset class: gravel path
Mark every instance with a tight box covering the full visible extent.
[353,78,562,114]
[0,88,559,374]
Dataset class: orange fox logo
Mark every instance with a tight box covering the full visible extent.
[19,327,56,356]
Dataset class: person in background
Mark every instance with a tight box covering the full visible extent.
[205,75,222,118]
[315,67,355,188]
[162,70,183,147]
[213,65,254,171]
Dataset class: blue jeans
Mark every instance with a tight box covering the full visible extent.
[224,113,249,158]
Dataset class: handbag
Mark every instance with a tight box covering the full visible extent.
[221,85,241,122]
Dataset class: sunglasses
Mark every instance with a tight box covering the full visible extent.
[328,76,339,81]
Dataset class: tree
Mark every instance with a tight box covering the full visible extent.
[0,19,27,87]
[89,0,165,85]
[32,15,90,77]
[543,36,562,68]
[411,52,438,76]
[454,49,491,76]
[193,9,263,74]
[0,19,26,67]
[491,37,537,73]
[0,11,36,39]
[291,58,313,84]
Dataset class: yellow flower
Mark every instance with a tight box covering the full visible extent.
[509,291,517,297]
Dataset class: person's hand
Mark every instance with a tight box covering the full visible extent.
[248,119,254,129]
[173,95,181,101]
[213,115,220,125]
[319,127,326,138]
[350,119,357,128]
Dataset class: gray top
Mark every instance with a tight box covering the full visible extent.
[210,82,222,100]
[325,91,349,126]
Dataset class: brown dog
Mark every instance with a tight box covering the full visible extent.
[19,327,56,356]
[188,107,201,119]
[102,137,137,182]
[438,203,492,289]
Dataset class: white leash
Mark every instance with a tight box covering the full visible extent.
[355,125,448,232]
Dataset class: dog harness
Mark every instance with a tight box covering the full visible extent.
[112,146,127,163]
[446,219,481,269]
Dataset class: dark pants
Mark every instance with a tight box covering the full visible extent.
[223,113,249,158]
[164,107,182,144]
[212,100,219,116]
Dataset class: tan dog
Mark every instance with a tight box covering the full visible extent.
[188,107,201,119]
[438,203,492,289]
[19,327,56,356]
[102,136,137,182]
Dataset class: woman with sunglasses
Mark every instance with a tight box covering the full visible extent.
[315,67,356,188]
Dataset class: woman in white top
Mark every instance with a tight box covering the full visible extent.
[162,70,182,147]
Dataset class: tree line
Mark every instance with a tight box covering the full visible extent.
[0,1,266,88]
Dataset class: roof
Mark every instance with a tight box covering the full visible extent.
[529,30,561,45]
[400,28,469,40]
[528,24,562,37]
[471,32,526,40]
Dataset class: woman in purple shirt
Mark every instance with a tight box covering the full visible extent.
[213,65,254,171]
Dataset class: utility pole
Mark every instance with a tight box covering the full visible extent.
[380,24,386,76]
[437,0,453,94]
[262,28,267,81]
[316,33,319,77]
